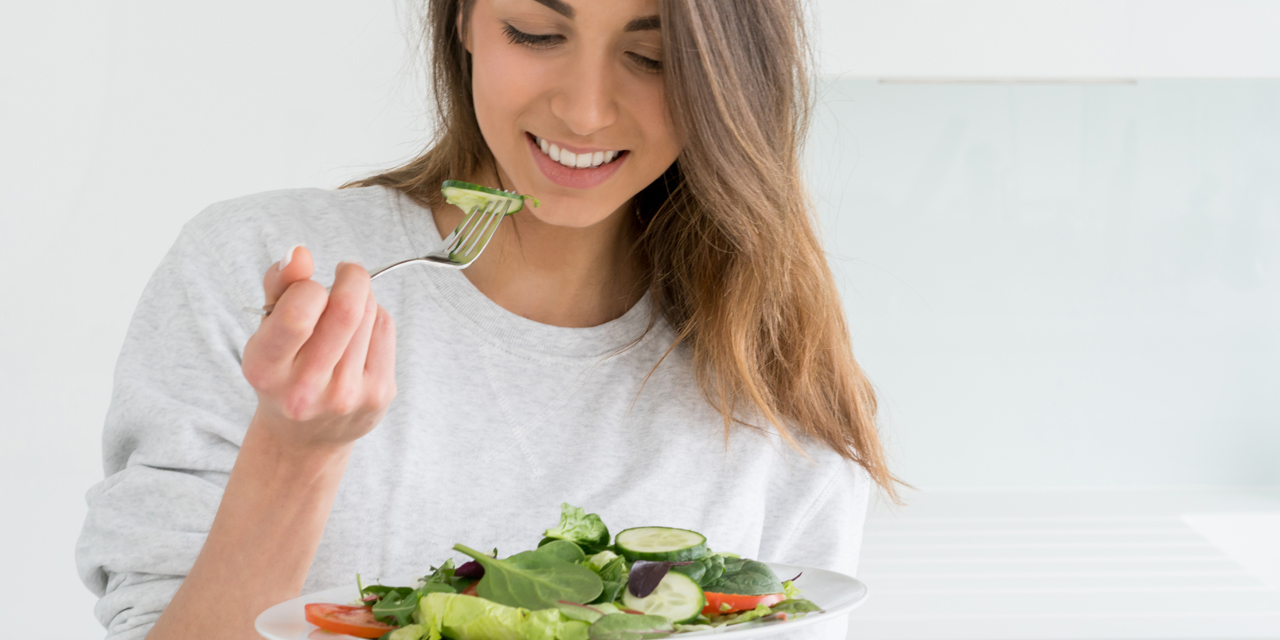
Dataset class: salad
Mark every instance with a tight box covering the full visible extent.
[303,504,823,640]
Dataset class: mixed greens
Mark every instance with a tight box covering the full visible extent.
[331,504,822,640]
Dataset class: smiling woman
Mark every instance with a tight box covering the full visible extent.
[75,1,895,639]
[352,0,896,478]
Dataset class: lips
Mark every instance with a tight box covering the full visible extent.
[525,132,629,190]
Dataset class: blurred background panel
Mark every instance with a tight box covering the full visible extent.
[808,78,1280,489]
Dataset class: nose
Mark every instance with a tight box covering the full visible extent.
[549,49,618,137]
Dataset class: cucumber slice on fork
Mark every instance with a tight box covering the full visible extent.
[439,181,539,264]
[442,180,538,215]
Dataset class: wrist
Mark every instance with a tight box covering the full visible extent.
[242,411,354,488]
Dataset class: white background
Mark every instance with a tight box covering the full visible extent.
[2,1,1277,638]
[818,0,1280,78]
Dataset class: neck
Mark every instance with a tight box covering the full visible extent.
[430,177,647,328]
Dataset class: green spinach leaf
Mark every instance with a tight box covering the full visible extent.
[454,543,603,610]
[701,559,784,596]
[596,556,628,581]
[586,553,628,605]
[591,579,627,605]
[544,503,611,554]
[538,539,588,565]
[670,554,725,588]
[586,614,674,640]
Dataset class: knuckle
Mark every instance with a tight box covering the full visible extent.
[242,361,269,389]
[326,384,360,415]
[272,303,315,336]
[281,376,324,421]
[326,297,364,328]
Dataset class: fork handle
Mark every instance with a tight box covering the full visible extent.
[368,258,427,280]
[243,258,418,316]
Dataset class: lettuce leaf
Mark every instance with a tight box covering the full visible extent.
[416,592,588,640]
[419,592,527,640]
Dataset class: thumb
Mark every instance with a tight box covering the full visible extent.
[262,244,315,307]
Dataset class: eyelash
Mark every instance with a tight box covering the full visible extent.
[627,52,663,73]
[502,24,663,73]
[502,24,560,48]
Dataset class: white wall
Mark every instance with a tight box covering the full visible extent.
[1,1,424,637]
[3,2,1278,639]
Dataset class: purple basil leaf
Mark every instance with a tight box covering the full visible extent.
[787,572,803,582]
[627,560,693,599]
[455,560,485,580]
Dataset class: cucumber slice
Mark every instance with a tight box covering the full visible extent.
[622,571,705,624]
[615,527,710,562]
[440,180,538,215]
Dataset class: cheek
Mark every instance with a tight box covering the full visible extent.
[627,80,682,168]
[470,40,545,150]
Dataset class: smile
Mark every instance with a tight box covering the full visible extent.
[529,134,627,170]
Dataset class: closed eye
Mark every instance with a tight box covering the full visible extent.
[627,52,662,73]
[503,24,563,48]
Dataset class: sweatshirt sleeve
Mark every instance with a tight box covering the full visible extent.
[758,457,871,640]
[75,222,261,639]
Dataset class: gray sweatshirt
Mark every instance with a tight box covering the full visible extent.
[75,186,870,640]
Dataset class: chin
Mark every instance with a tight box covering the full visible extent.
[519,197,624,229]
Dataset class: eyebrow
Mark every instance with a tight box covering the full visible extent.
[531,0,574,18]
[625,15,661,31]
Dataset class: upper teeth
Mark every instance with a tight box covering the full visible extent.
[535,136,620,169]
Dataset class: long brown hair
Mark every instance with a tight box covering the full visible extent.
[347,0,901,500]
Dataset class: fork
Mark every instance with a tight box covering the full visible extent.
[244,198,513,316]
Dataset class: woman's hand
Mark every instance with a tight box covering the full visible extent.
[241,245,397,453]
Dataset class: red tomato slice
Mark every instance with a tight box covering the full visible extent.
[304,603,396,639]
[702,592,786,617]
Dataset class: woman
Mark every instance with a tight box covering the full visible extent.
[76,0,898,638]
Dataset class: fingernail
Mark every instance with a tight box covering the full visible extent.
[278,243,304,270]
